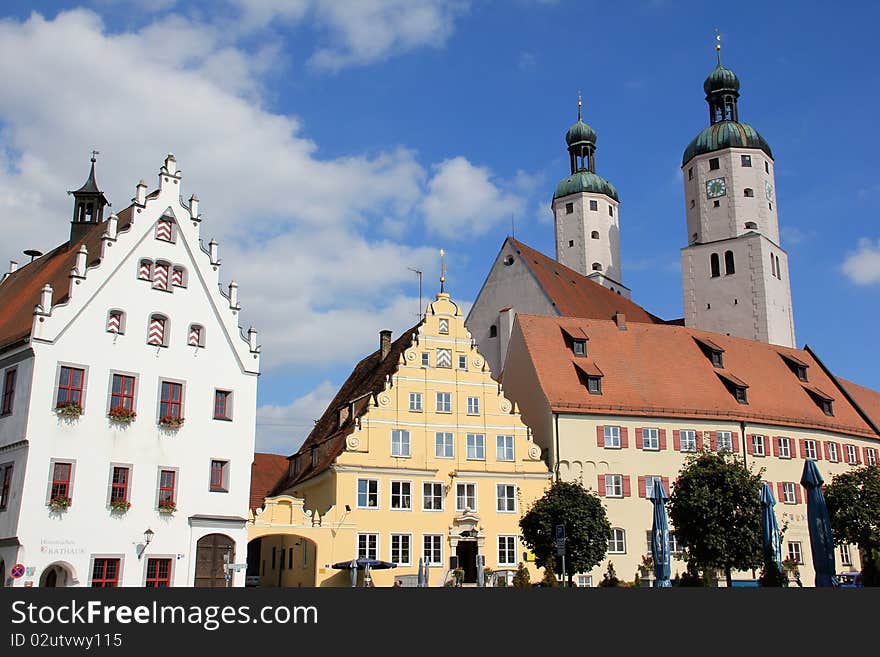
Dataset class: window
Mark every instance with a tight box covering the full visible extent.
[357,534,378,560]
[591,262,603,271]
[489,325,498,339]
[0,464,13,510]
[587,376,602,394]
[572,339,586,356]
[498,536,517,566]
[839,545,852,567]
[709,157,720,170]
[357,479,378,508]
[159,381,183,421]
[56,366,85,408]
[741,154,752,167]
[752,435,766,456]
[713,200,720,208]
[783,482,796,504]
[91,558,120,587]
[145,558,172,587]
[777,437,791,459]
[152,261,169,290]
[422,482,444,511]
[1,368,16,415]
[734,386,748,404]
[867,448,877,467]
[745,221,758,230]
[171,266,186,288]
[466,433,485,460]
[589,200,598,211]
[608,205,614,216]
[568,240,574,247]
[467,396,480,415]
[576,575,593,587]
[147,314,167,346]
[605,474,623,498]
[688,167,693,180]
[710,253,720,278]
[423,535,443,565]
[765,161,770,173]
[827,442,839,463]
[436,392,452,413]
[212,390,231,421]
[456,483,476,511]
[409,392,422,412]
[644,476,663,500]
[591,231,600,240]
[496,484,516,512]
[846,445,858,465]
[435,432,454,458]
[717,431,733,451]
[458,355,467,370]
[438,318,449,334]
[110,374,136,415]
[642,428,659,450]
[188,324,204,348]
[106,310,125,334]
[436,348,452,368]
[390,481,412,510]
[50,462,72,501]
[804,440,818,460]
[138,259,152,280]
[690,199,695,209]
[496,435,514,461]
[724,250,735,275]
[210,460,228,492]
[391,429,411,457]
[391,534,411,565]
[158,469,176,506]
[109,466,130,504]
[608,528,626,553]
[743,188,754,197]
[680,430,697,452]
[669,533,683,554]
[821,399,833,416]
[788,542,802,565]
[604,425,621,449]
[565,202,574,214]
[421,352,430,367]
[156,217,174,242]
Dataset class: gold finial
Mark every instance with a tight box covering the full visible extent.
[439,248,447,293]
[715,29,722,65]
[577,90,583,121]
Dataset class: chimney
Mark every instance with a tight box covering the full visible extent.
[614,311,627,330]
[379,330,392,360]
[8,261,18,274]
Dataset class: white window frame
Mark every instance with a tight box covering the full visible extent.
[644,475,662,500]
[496,484,517,513]
[605,474,623,498]
[788,541,802,565]
[827,442,839,462]
[846,444,858,465]
[408,392,422,412]
[642,427,659,450]
[456,482,477,512]
[390,480,412,511]
[680,429,697,452]
[390,534,412,566]
[804,439,818,461]
[752,434,766,456]
[778,437,791,459]
[496,435,514,462]
[466,396,480,415]
[423,535,443,566]
[458,355,468,370]
[498,536,517,566]
[422,482,444,511]
[356,478,379,509]
[421,352,429,367]
[604,425,621,449]
[357,533,378,561]
[466,433,485,460]
[782,482,796,504]
[576,575,593,588]
[391,429,411,458]
[608,528,626,554]
[839,544,852,567]
[436,392,452,413]
[435,432,454,458]
[717,431,733,451]
[867,448,877,467]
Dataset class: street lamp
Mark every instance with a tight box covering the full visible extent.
[138,528,154,560]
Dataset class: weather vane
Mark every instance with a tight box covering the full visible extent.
[715,29,722,64]
[91,149,100,162]
[439,249,447,294]
[577,90,583,120]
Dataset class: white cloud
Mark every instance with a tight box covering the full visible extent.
[841,238,880,285]
[256,380,338,454]
[422,157,525,240]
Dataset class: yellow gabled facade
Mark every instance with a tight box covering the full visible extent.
[248,291,552,586]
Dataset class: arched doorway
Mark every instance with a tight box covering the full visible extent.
[194,533,235,588]
[39,562,74,587]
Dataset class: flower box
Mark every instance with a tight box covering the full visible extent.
[158,500,177,514]
[158,416,184,429]
[108,406,136,424]
[48,495,72,511]
[55,402,83,418]
[110,499,131,513]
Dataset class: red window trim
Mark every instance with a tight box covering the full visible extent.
[111,374,136,412]
[110,466,130,503]
[213,390,231,420]
[160,381,183,419]
[91,558,120,588]
[1,368,16,415]
[0,464,13,510]
[145,558,172,587]
[56,366,85,407]
[159,469,176,504]
[210,460,227,491]
[51,462,72,500]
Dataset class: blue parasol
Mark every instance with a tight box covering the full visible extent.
[760,482,783,579]
[650,480,671,587]
[800,460,838,587]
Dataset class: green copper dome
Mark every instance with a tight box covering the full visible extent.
[703,64,740,95]
[565,119,597,146]
[553,170,618,202]
[682,121,772,166]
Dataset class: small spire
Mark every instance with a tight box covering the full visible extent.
[577,90,583,121]
[715,29,722,65]
[439,248,447,294]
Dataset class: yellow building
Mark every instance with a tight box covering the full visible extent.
[248,290,551,586]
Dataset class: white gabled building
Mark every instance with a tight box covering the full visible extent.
[0,154,260,587]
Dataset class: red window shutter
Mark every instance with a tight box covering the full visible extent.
[661,477,670,494]
[620,427,629,449]
[638,476,646,498]
[709,431,717,451]
[622,476,631,498]
[597,474,605,496]
[635,428,643,449]
[672,430,681,451]
[153,262,169,290]
[731,432,739,453]
[864,447,872,464]
[659,429,667,451]
[772,438,779,458]
[746,435,754,455]
[777,482,785,503]
[823,441,830,460]
[855,448,862,465]
[799,439,808,459]
[814,441,822,461]
[696,432,704,451]
[596,426,604,448]
[795,486,803,504]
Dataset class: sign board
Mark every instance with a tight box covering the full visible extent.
[10,564,25,579]
[555,525,566,540]
[556,539,566,556]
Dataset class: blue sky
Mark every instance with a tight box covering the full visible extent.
[1,1,878,454]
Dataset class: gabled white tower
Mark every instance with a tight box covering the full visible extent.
[680,43,795,348]
[552,97,629,298]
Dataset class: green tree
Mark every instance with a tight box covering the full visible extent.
[668,450,763,587]
[519,480,611,586]
[824,465,880,586]
[598,561,619,587]
[541,555,559,587]
[512,562,531,588]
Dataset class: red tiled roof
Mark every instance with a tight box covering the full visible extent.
[0,207,133,352]
[513,314,879,439]
[510,239,665,325]
[271,324,421,493]
[837,378,880,434]
[250,453,291,511]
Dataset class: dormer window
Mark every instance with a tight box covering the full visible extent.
[716,371,748,405]
[694,336,724,368]
[573,360,603,395]
[561,327,589,357]
[780,353,809,382]
[573,340,586,357]
[587,376,602,395]
[803,385,834,416]
[734,386,748,404]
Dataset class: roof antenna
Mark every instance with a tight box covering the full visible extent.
[439,249,447,294]
[408,267,423,318]
[24,249,43,263]
[715,29,722,65]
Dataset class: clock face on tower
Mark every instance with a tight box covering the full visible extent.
[765,180,774,201]
[706,177,727,199]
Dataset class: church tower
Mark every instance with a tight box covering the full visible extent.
[680,40,795,347]
[552,97,629,298]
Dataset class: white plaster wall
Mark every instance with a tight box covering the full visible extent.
[552,192,622,286]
